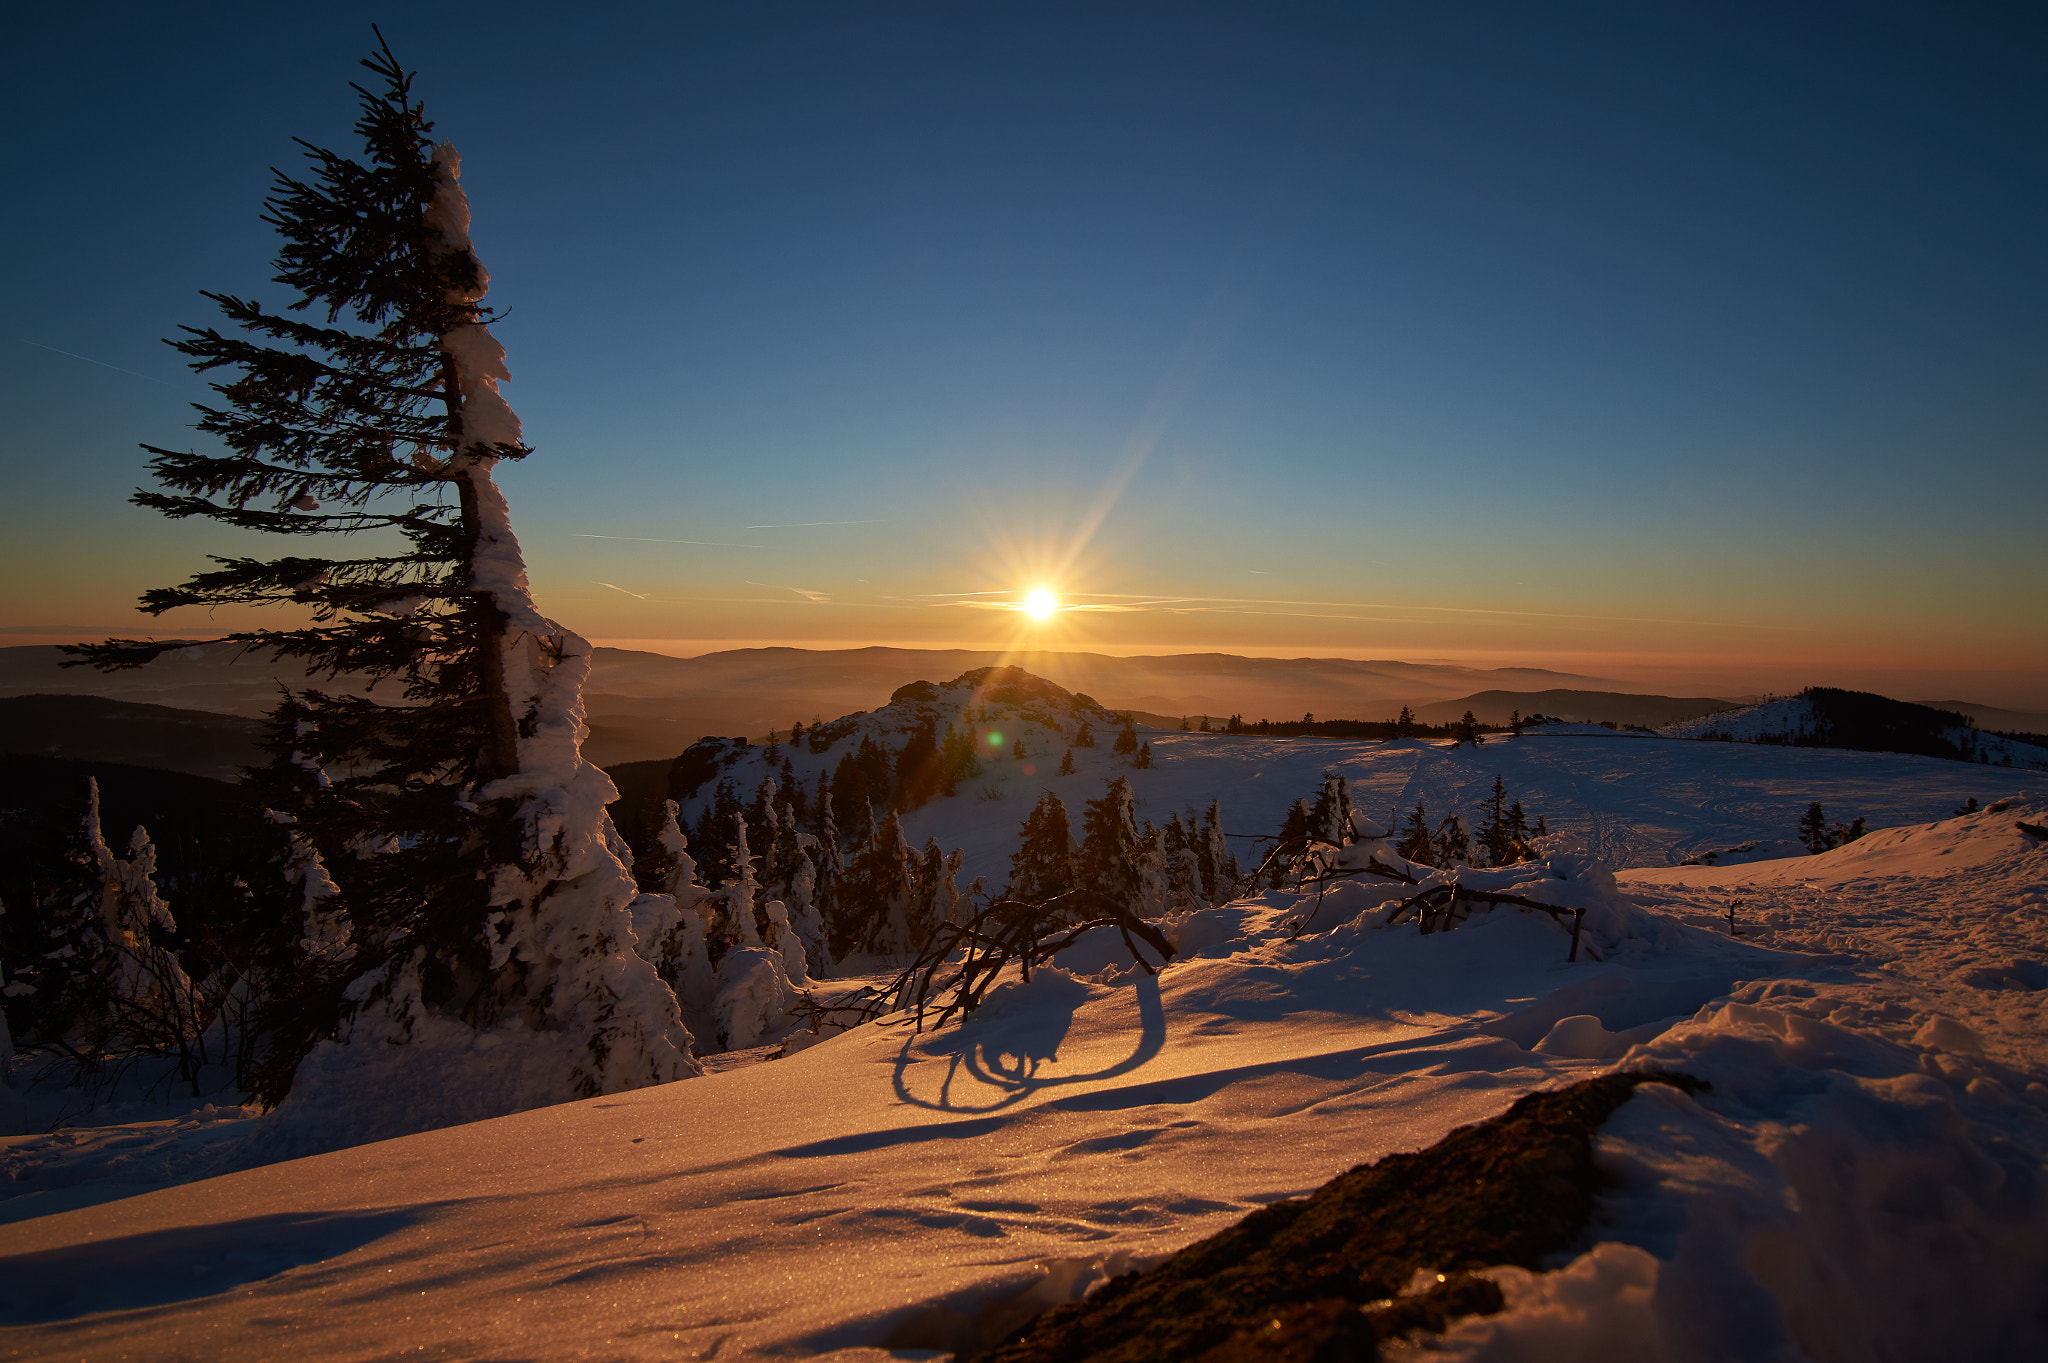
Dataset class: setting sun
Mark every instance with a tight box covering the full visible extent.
[1024,588,1057,619]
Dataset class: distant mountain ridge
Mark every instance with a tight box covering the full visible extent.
[0,694,264,781]
[11,644,2035,773]
[0,642,1660,766]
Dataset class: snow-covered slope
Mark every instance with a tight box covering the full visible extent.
[1660,694,1822,742]
[1623,796,2047,1069]
[4,801,2045,1359]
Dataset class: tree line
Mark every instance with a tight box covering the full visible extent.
[1178,707,1506,744]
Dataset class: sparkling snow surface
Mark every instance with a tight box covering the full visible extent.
[3,746,2045,1360]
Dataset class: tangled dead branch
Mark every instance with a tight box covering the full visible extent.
[801,888,1178,1038]
[1381,884,1588,961]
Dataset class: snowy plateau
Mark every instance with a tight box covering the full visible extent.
[4,686,2048,1360]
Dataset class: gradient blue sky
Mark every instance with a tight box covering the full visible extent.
[4,3,2044,705]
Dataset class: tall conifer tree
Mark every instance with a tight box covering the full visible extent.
[66,37,694,1135]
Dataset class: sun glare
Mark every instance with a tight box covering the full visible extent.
[1024,589,1058,619]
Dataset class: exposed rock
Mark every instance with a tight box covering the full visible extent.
[973,1071,1705,1361]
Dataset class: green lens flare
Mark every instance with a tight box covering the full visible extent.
[987,731,1004,747]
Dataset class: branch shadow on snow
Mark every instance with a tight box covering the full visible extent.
[892,972,1169,1117]
[768,1018,1545,1164]
[0,1206,432,1325]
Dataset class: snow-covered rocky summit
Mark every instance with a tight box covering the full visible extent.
[1661,687,2048,770]
[847,666,1122,746]
[672,665,1123,809]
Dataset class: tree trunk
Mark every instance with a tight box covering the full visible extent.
[443,352,521,782]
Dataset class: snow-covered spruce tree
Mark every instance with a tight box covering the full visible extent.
[1396,802,1434,865]
[1199,800,1235,902]
[1798,802,1834,855]
[1476,775,1511,866]
[1434,814,1472,867]
[1007,792,1076,903]
[711,813,799,1050]
[79,782,212,1088]
[835,811,920,958]
[1307,772,1352,849]
[1078,778,1145,912]
[1163,814,1205,909]
[68,40,695,1134]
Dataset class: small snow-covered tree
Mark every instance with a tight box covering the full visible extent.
[1798,802,1833,855]
[1434,814,1471,867]
[710,814,799,1050]
[763,900,812,990]
[917,839,962,933]
[67,38,694,1133]
[1396,802,1433,865]
[837,811,919,957]
[1007,792,1076,903]
[1307,772,1351,849]
[1078,778,1145,912]
[784,849,828,975]
[869,813,922,955]
[1200,801,1236,902]
[1164,815,1206,910]
[1476,775,1512,866]
[721,813,765,949]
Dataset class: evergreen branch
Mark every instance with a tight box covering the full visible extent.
[138,446,443,505]
[131,490,438,534]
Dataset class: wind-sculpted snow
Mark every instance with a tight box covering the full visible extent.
[3,802,2045,1358]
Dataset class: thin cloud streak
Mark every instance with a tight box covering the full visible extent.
[592,581,651,600]
[900,589,1775,631]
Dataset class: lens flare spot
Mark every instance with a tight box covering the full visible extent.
[1025,589,1058,619]
[987,731,1005,748]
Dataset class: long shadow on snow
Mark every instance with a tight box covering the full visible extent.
[0,1206,430,1324]
[890,972,1168,1118]
[771,1022,1532,1162]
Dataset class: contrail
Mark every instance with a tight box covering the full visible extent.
[592,581,651,599]
[744,582,833,602]
[17,339,180,388]
[745,519,884,530]
[572,533,765,549]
